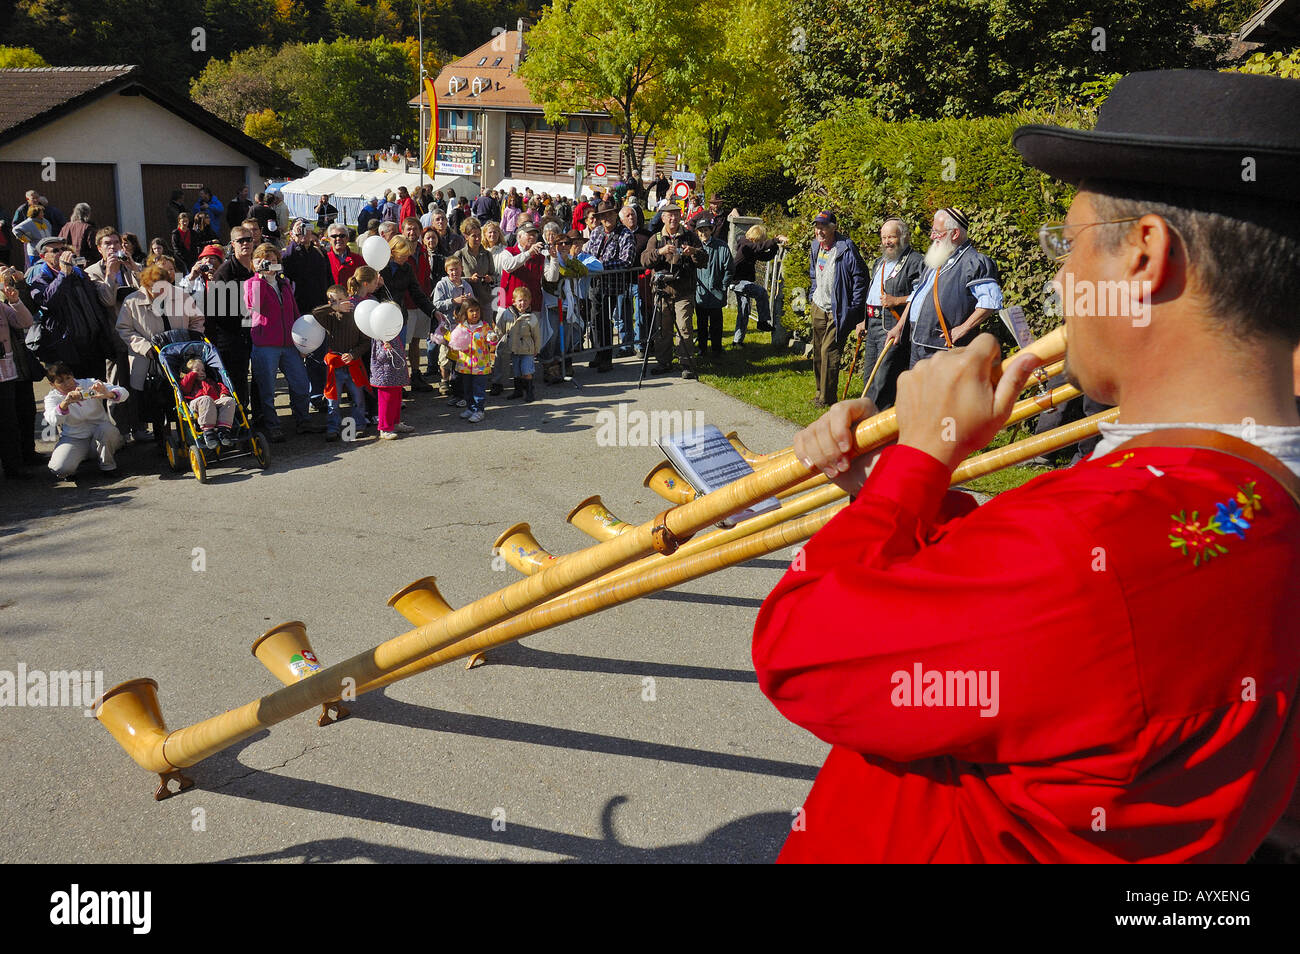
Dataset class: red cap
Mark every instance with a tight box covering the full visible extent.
[199,244,225,259]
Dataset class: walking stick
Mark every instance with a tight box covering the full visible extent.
[840,332,864,401]
[860,337,895,400]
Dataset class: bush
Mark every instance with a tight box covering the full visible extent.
[704,140,799,217]
[781,103,1090,338]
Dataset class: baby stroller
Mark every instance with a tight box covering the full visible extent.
[148,329,270,483]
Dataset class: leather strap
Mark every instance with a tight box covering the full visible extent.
[1112,428,1300,511]
[651,510,693,555]
[931,266,953,348]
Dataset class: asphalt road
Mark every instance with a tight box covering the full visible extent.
[0,361,827,863]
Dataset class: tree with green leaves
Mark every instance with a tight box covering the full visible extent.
[779,0,1234,126]
[519,0,699,181]
[0,45,49,68]
[191,37,416,166]
[662,0,784,172]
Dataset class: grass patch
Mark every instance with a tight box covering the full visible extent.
[692,307,1053,495]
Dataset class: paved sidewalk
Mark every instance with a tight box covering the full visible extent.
[0,362,829,863]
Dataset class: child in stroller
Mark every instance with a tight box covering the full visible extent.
[179,357,236,449]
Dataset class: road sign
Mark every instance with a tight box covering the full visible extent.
[592,162,607,178]
[673,181,690,199]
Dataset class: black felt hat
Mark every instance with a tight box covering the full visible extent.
[1012,70,1300,204]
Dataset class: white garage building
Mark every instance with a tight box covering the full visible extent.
[0,65,301,256]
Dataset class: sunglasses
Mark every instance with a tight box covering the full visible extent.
[235,238,254,244]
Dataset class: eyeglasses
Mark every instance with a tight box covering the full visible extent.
[1037,217,1141,262]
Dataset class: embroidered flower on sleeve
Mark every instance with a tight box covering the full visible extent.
[1169,510,1228,566]
[1214,500,1250,539]
[1169,483,1265,565]
[1235,481,1263,520]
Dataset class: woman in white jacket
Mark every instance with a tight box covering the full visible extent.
[115,261,204,439]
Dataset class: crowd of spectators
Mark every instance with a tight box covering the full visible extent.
[1,176,787,482]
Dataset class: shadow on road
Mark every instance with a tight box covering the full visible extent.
[211,790,789,863]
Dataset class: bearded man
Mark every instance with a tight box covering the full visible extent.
[886,208,1003,369]
[856,217,925,407]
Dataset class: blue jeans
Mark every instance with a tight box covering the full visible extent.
[305,341,329,406]
[251,345,311,428]
[463,373,487,413]
[326,370,369,434]
[617,289,635,348]
[732,281,771,342]
[632,286,645,349]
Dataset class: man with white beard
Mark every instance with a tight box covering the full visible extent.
[886,207,1002,368]
[856,217,925,407]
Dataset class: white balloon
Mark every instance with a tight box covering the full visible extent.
[353,298,378,337]
[290,314,325,354]
[370,301,405,342]
[361,234,391,270]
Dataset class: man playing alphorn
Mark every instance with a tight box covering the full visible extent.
[754,70,1300,862]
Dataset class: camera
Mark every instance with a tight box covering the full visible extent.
[199,264,212,273]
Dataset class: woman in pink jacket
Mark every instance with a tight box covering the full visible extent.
[244,243,324,441]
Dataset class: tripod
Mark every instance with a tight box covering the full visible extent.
[637,278,671,389]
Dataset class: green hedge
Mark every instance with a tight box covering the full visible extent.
[780,103,1089,339]
[704,140,799,216]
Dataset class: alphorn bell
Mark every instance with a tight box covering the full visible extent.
[386,577,480,669]
[494,523,560,573]
[93,679,194,800]
[251,621,351,727]
[94,328,1069,796]
[566,495,635,542]
[643,461,695,504]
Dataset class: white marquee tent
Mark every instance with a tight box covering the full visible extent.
[280,167,480,226]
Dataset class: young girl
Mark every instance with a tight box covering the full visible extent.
[452,300,497,424]
[500,286,540,402]
[432,257,475,405]
[349,266,414,440]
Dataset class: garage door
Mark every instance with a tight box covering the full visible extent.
[0,161,118,266]
[140,164,248,244]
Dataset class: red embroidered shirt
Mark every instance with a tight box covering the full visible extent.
[753,443,1300,862]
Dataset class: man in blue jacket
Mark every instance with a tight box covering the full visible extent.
[807,210,868,406]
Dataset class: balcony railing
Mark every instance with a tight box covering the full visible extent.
[441,128,482,144]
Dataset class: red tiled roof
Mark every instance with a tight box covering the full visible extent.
[408,31,609,116]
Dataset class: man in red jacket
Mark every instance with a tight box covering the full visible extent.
[325,224,362,287]
[753,70,1300,863]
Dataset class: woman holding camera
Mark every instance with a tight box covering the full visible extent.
[244,243,323,441]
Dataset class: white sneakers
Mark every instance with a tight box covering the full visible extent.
[468,411,484,424]
[379,431,398,440]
